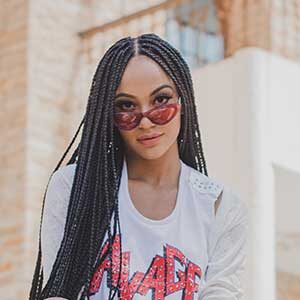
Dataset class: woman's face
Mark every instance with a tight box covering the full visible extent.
[114,55,182,161]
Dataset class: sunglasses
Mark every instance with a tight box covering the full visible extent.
[114,98,182,131]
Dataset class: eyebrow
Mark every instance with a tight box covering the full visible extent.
[115,84,174,100]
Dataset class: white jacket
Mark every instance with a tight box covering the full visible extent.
[41,158,248,299]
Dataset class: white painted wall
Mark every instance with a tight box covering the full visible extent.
[268,55,300,275]
[191,47,300,300]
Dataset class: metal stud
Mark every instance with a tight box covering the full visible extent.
[189,171,223,195]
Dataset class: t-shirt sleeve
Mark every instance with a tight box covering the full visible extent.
[41,166,74,287]
[198,187,249,300]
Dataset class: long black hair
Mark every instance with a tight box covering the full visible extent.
[29,33,208,300]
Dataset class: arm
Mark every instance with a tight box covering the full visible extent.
[198,187,249,300]
[41,165,75,288]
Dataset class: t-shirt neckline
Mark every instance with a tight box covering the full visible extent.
[121,156,187,226]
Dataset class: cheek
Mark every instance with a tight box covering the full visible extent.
[166,113,181,138]
[119,131,134,145]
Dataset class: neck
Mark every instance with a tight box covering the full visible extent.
[125,144,181,188]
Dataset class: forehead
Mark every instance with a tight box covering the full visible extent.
[116,55,176,94]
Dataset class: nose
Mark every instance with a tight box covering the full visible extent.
[138,114,155,129]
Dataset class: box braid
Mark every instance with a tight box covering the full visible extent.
[137,34,207,173]
[29,33,208,300]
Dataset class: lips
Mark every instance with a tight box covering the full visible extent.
[137,133,164,141]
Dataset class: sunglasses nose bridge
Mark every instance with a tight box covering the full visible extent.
[137,111,155,128]
[139,104,153,115]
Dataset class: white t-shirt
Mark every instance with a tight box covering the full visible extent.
[41,157,248,300]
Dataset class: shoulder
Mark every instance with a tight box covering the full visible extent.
[49,163,77,190]
[187,167,224,198]
[44,163,77,211]
[185,164,224,213]
[216,185,248,228]
[184,163,248,219]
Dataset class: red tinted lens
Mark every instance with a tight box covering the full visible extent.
[147,104,178,125]
[114,111,140,130]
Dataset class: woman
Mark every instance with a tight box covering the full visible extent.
[29,33,248,300]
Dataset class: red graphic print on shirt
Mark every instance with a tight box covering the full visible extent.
[89,234,202,299]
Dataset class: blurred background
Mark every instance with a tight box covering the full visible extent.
[1,0,300,299]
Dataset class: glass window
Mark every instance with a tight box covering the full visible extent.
[165,0,224,69]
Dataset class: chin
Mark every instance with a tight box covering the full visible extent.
[137,151,166,161]
[128,139,176,161]
[133,147,167,161]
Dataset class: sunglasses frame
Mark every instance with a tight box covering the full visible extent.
[114,97,182,131]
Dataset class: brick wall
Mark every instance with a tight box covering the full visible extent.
[215,0,300,61]
[0,0,28,298]
[278,272,300,300]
